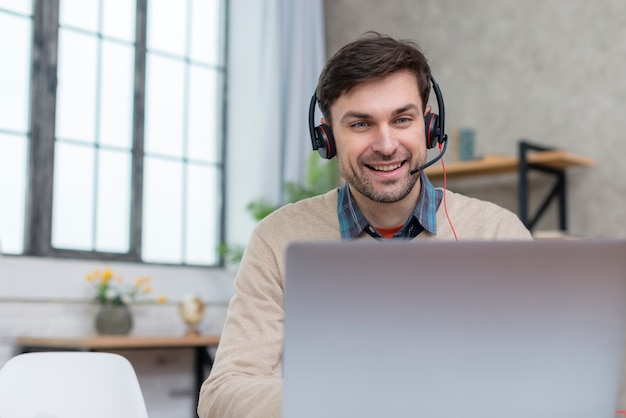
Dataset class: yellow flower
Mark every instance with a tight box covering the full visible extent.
[156,295,167,304]
[135,276,151,286]
[86,268,165,306]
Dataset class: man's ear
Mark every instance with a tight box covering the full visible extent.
[424,105,432,115]
[321,117,328,126]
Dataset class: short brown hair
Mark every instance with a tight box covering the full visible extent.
[316,32,431,125]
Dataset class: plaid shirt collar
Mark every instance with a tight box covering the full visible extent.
[337,172,442,240]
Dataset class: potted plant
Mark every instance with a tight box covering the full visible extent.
[220,154,339,265]
[86,268,166,335]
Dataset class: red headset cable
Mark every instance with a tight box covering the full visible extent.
[439,142,458,240]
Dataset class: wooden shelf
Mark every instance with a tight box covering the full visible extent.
[425,150,594,180]
[425,142,595,232]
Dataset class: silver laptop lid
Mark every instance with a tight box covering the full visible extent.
[283,240,626,418]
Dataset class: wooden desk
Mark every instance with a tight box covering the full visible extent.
[17,335,220,417]
[17,335,220,350]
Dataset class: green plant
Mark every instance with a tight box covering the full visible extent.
[220,154,339,265]
[86,267,167,306]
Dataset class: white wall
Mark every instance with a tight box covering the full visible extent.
[0,252,234,418]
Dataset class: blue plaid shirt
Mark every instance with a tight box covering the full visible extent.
[337,172,443,240]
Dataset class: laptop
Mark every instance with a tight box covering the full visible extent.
[283,240,626,418]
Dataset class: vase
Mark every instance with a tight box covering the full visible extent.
[95,304,133,335]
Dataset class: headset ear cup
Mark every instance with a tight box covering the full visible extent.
[314,123,336,159]
[424,113,440,149]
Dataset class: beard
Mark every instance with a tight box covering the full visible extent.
[339,153,423,204]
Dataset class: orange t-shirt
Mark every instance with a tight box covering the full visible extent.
[375,225,403,239]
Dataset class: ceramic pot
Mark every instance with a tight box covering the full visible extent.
[95,304,133,335]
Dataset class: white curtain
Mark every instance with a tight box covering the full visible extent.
[226,0,326,247]
[277,1,327,187]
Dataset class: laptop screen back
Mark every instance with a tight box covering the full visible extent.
[283,240,626,418]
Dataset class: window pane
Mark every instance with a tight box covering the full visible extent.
[142,156,183,263]
[147,0,187,57]
[185,163,219,265]
[51,142,96,250]
[0,133,27,254]
[0,12,31,132]
[100,41,134,149]
[96,148,131,252]
[14,0,225,265]
[59,0,98,32]
[145,54,185,157]
[188,66,221,163]
[190,0,223,65]
[0,0,31,14]
[56,30,98,143]
[102,0,136,42]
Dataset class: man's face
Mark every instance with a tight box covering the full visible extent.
[327,70,429,204]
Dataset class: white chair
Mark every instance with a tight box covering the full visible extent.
[0,351,149,418]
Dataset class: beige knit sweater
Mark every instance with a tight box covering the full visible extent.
[198,188,532,418]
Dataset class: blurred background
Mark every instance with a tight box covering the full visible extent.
[1,1,625,417]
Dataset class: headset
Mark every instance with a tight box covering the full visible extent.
[308,75,448,173]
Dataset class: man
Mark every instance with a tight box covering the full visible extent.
[198,32,531,418]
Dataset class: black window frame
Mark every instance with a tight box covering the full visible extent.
[20,0,228,266]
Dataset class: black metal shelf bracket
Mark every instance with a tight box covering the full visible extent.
[518,140,568,232]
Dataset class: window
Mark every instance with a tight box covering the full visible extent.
[0,0,227,266]
[0,0,32,256]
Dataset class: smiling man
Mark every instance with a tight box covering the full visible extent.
[330,69,429,228]
[198,32,531,418]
